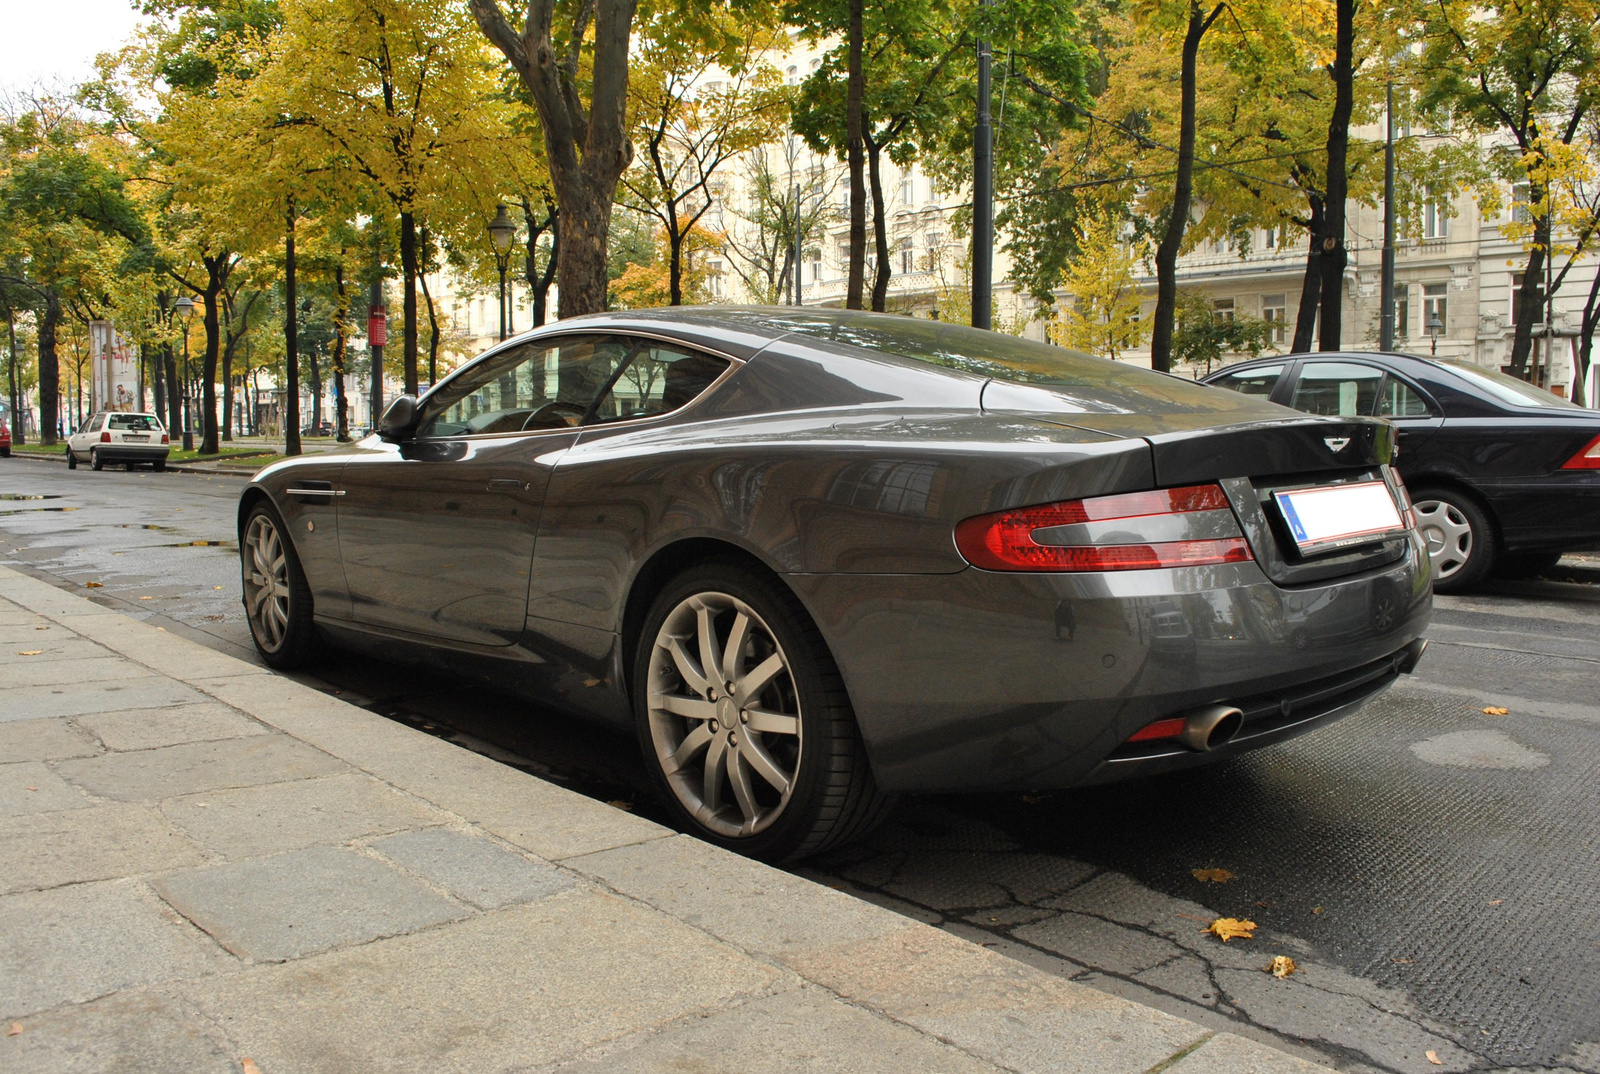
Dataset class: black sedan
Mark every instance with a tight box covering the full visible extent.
[239,309,1430,860]
[1204,351,1600,591]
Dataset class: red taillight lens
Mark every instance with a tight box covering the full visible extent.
[954,483,1252,572]
[1127,717,1188,743]
[161,433,169,444]
[1561,433,1600,470]
[100,430,111,442]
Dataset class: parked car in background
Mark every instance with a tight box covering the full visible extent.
[1204,351,1600,591]
[239,308,1430,860]
[0,401,11,457]
[302,421,334,437]
[66,412,170,472]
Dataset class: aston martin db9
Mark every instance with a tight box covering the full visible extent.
[239,308,1431,860]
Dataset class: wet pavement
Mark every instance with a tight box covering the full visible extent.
[2,458,1597,1073]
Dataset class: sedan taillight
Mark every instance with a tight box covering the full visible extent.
[161,432,169,445]
[1561,433,1600,470]
[954,483,1253,572]
[100,430,111,443]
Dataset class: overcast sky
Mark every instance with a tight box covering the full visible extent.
[0,0,149,98]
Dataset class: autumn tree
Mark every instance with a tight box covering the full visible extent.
[1171,288,1272,372]
[1049,217,1147,359]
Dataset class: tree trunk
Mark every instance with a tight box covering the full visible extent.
[38,290,61,444]
[867,138,891,312]
[668,227,685,306]
[334,261,350,441]
[420,268,439,387]
[1508,207,1548,379]
[150,343,164,440]
[1149,1,1223,373]
[1292,197,1325,353]
[400,209,419,394]
[221,326,235,442]
[164,344,181,444]
[200,272,223,455]
[1316,0,1355,351]
[522,197,558,327]
[1574,257,1600,404]
[284,206,302,457]
[846,0,867,310]
[6,311,23,445]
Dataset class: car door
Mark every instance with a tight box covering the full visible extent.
[71,414,104,458]
[335,334,638,647]
[1286,360,1442,457]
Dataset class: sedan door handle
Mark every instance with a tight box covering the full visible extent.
[486,479,527,492]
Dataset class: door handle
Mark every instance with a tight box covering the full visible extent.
[486,479,527,492]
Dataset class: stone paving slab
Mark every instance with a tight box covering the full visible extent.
[0,655,136,689]
[2,675,211,721]
[0,565,1331,1073]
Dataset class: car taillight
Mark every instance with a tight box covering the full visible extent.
[161,432,169,444]
[953,483,1253,572]
[1561,433,1600,470]
[100,431,111,442]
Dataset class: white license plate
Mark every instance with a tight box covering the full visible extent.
[125,435,149,442]
[1272,480,1405,554]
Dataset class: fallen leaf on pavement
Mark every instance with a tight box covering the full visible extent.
[24,787,36,792]
[1206,917,1257,942]
[138,595,154,600]
[1269,955,1296,978]
[606,800,634,811]
[17,651,42,656]
[213,585,224,590]
[1482,706,1509,715]
[7,1023,19,1036]
[241,1059,261,1074]
[1488,899,1502,905]
[35,626,48,630]
[1311,905,1324,914]
[1192,868,1234,883]
[84,581,103,588]
[1426,1049,1442,1065]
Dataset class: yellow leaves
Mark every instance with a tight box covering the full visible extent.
[17,651,43,657]
[1206,917,1257,942]
[7,1023,20,1036]
[84,581,103,588]
[242,1059,262,1074]
[1426,1049,1442,1065]
[1192,868,1234,883]
[1269,955,1296,978]
[1482,706,1509,715]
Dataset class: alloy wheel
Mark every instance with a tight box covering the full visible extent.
[243,513,292,652]
[1413,498,1473,581]
[646,592,802,838]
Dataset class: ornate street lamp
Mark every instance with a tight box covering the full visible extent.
[1426,309,1444,356]
[487,204,516,342]
[174,295,196,450]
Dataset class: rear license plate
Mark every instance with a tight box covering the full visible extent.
[1272,480,1405,554]
[125,435,149,443]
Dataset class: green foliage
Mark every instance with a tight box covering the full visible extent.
[1171,289,1272,372]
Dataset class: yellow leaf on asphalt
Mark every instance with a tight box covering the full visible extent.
[84,581,102,588]
[35,626,48,630]
[1483,706,1509,715]
[606,800,634,812]
[17,651,42,656]
[1426,1049,1442,1065]
[1269,955,1296,978]
[241,1060,261,1074]
[7,1023,19,1036]
[214,585,224,590]
[1206,917,1257,942]
[138,596,154,600]
[1193,868,1234,883]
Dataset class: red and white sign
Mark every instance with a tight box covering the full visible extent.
[368,311,387,347]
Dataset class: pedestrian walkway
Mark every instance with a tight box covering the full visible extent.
[0,563,1327,1073]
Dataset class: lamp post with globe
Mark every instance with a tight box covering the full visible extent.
[1426,310,1443,356]
[488,204,517,342]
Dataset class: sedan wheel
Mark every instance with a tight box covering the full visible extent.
[636,562,890,860]
[1412,488,1495,593]
[241,504,316,668]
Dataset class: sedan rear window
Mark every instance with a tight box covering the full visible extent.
[109,414,162,431]
[1437,360,1583,410]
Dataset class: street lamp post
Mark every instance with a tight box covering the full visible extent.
[488,205,516,342]
[174,295,196,450]
[1426,310,1443,356]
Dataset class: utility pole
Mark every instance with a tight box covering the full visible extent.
[368,272,386,427]
[1379,80,1397,351]
[793,183,804,306]
[971,1,994,330]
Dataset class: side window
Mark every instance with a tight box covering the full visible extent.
[587,341,730,425]
[1290,362,1382,417]
[1377,375,1432,417]
[1211,364,1284,398]
[416,336,635,438]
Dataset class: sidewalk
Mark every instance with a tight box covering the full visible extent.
[0,562,1327,1074]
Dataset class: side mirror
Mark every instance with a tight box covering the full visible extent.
[377,394,419,441]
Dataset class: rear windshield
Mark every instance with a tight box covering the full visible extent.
[1437,361,1582,410]
[109,414,163,431]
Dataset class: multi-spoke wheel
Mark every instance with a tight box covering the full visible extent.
[241,502,316,668]
[634,561,891,861]
[1412,486,1495,593]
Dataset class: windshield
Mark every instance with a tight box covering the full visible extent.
[1437,360,1583,410]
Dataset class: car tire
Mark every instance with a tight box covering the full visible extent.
[90,448,103,471]
[240,501,317,669]
[1493,550,1562,580]
[66,449,77,470]
[633,560,892,862]
[153,460,166,473]
[1412,486,1496,593]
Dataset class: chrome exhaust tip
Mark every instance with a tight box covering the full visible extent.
[1395,637,1429,674]
[1178,705,1244,752]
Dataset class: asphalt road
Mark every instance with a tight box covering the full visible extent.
[3,457,1598,1074]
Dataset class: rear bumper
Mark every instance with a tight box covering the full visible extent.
[788,529,1432,793]
[88,445,170,462]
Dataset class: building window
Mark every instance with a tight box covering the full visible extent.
[1213,297,1235,322]
[899,171,914,206]
[1423,199,1450,240]
[899,239,914,274]
[1512,183,1531,224]
[1263,227,1277,250]
[1423,282,1448,336]
[707,260,724,298]
[785,66,798,86]
[1261,293,1286,344]
[808,247,822,282]
[1395,284,1410,338]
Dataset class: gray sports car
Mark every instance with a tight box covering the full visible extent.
[239,308,1431,860]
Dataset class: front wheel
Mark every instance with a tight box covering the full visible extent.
[1412,487,1496,593]
[633,562,891,861]
[241,502,317,668]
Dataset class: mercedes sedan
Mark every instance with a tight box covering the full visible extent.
[239,309,1431,860]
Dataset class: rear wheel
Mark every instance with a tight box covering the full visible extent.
[241,502,316,668]
[66,449,78,470]
[633,561,891,861]
[153,459,166,473]
[90,448,103,471]
[1412,486,1496,593]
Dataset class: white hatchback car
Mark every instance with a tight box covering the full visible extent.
[67,412,171,471]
